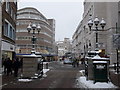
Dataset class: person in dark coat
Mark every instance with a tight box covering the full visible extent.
[76,59,79,67]
[2,58,7,75]
[19,58,23,73]
[13,58,20,77]
[6,58,12,76]
[72,58,76,67]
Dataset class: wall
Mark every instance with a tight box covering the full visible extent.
[0,1,2,70]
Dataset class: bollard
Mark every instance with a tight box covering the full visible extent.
[46,63,48,69]
[114,63,117,71]
[116,62,119,74]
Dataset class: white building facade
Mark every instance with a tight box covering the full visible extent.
[72,1,120,64]
[56,38,72,57]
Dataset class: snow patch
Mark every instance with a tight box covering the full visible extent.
[18,69,50,82]
[18,79,32,82]
[93,61,107,63]
[43,62,49,65]
[79,70,85,76]
[42,69,50,78]
[43,74,47,78]
[77,76,118,88]
[92,55,109,60]
[43,69,50,74]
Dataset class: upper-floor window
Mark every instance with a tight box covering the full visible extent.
[6,2,16,21]
[10,26,13,38]
[6,1,9,12]
[10,8,12,16]
[4,19,16,40]
[4,21,8,36]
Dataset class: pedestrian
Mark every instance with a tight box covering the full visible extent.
[19,58,23,73]
[6,58,12,76]
[13,58,20,77]
[72,58,76,67]
[76,59,79,67]
[2,58,7,75]
[81,58,84,64]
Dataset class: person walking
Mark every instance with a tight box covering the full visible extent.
[19,58,23,73]
[76,59,79,67]
[13,58,20,77]
[6,58,12,76]
[2,58,7,75]
[72,57,76,67]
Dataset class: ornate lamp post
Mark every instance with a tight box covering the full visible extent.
[88,16,106,50]
[27,23,41,54]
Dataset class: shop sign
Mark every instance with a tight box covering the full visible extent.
[96,65,105,69]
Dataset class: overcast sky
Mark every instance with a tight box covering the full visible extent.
[18,0,84,41]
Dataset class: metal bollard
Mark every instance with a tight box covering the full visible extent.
[116,62,119,74]
[114,63,117,71]
[46,63,48,69]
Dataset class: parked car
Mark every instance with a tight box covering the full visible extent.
[63,59,72,64]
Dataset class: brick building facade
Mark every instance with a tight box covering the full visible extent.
[16,7,56,55]
[2,1,17,60]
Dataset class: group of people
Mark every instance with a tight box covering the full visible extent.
[2,57,23,77]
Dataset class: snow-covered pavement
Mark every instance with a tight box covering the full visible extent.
[42,69,50,77]
[43,69,50,74]
[77,70,118,88]
[18,69,50,82]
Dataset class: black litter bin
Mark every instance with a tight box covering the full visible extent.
[93,61,108,83]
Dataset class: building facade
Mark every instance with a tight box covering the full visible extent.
[2,1,17,60]
[0,0,2,69]
[16,7,56,55]
[56,38,72,57]
[72,1,120,64]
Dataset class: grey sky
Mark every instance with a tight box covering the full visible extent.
[18,0,84,41]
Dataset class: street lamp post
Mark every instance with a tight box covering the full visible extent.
[27,23,41,54]
[88,16,106,50]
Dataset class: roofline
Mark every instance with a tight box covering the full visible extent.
[17,7,47,21]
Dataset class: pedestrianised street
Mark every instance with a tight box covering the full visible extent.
[2,61,84,89]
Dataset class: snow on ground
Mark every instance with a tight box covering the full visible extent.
[18,69,50,82]
[43,69,50,77]
[79,70,85,76]
[77,76,118,88]
[77,70,118,88]
[18,79,32,82]
[43,69,50,74]
[43,62,49,65]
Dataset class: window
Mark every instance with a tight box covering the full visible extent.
[6,1,9,12]
[13,29,16,40]
[4,21,8,36]
[8,3,11,14]
[4,20,16,40]
[11,8,13,18]
[17,36,32,40]
[14,13,16,20]
[10,26,12,38]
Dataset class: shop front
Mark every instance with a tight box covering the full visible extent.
[2,41,15,61]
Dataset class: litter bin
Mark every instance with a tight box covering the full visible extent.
[93,61,108,83]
